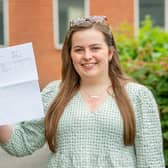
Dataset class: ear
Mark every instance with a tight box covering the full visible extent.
[108,47,114,61]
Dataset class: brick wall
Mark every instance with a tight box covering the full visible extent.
[90,0,134,29]
[9,0,61,89]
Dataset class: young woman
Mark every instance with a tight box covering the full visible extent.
[0,16,165,167]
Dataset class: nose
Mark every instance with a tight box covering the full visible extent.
[83,49,92,60]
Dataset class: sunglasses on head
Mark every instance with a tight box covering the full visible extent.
[69,16,107,27]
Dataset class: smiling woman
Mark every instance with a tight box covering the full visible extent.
[70,28,114,113]
[70,28,113,81]
[0,16,165,168]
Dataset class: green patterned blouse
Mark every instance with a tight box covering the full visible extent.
[0,80,165,167]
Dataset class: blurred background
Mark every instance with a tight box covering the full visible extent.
[0,0,168,167]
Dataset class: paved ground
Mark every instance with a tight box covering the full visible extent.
[0,144,50,168]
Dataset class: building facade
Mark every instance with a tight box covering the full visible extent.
[0,0,167,88]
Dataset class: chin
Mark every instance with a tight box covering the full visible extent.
[81,74,99,79]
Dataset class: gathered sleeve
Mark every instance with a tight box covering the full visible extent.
[134,86,165,167]
[0,80,60,157]
[0,119,45,157]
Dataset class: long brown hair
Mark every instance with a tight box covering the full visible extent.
[45,21,136,152]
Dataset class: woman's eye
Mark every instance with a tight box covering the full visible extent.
[92,47,100,51]
[74,48,83,52]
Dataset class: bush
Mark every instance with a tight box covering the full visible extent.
[115,16,168,166]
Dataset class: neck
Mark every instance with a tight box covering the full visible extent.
[80,78,114,103]
[80,78,112,95]
[80,78,111,88]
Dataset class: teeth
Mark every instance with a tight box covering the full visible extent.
[82,63,96,66]
[83,63,94,67]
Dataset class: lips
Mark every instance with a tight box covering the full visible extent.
[81,62,97,66]
[81,63,97,68]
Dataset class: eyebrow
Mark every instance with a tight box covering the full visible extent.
[72,43,102,49]
[89,44,102,47]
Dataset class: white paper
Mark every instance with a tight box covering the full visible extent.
[0,43,38,87]
[0,43,44,125]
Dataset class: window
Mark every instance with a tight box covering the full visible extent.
[54,0,89,48]
[0,0,4,44]
[140,0,164,27]
[135,0,168,31]
[0,0,7,45]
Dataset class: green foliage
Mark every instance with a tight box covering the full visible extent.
[116,16,168,166]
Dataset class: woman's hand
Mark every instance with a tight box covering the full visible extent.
[0,125,12,144]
